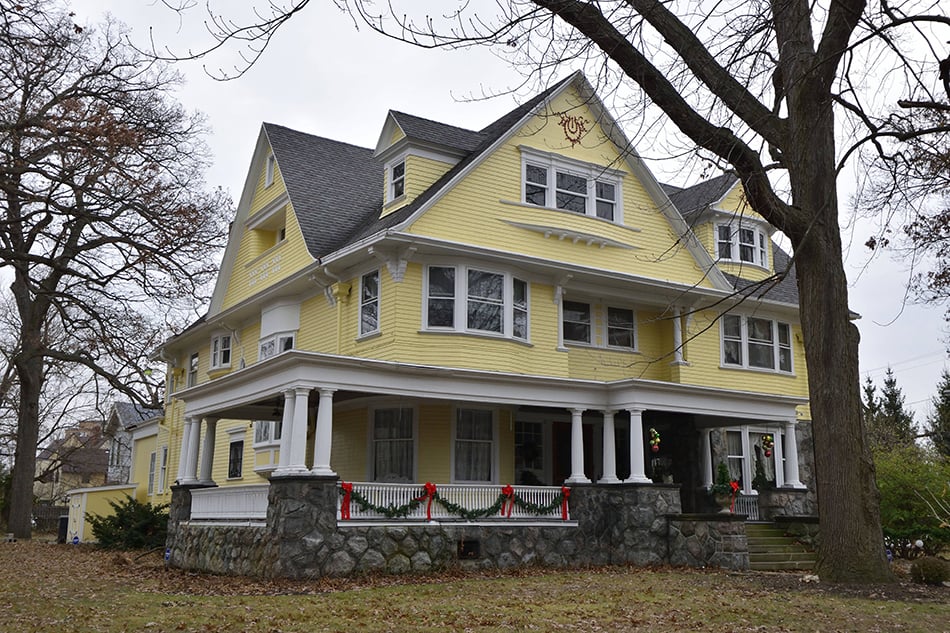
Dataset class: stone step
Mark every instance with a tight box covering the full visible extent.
[749,559,816,571]
[745,522,816,571]
[748,541,812,554]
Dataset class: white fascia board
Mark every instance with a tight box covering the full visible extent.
[65,484,138,496]
[130,419,160,441]
[373,112,406,157]
[176,350,807,424]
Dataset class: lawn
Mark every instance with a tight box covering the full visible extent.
[1,540,947,632]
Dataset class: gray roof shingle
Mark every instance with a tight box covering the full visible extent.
[722,242,799,305]
[667,173,737,219]
[112,401,163,429]
[389,111,484,153]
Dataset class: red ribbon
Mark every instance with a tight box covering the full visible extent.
[501,484,515,518]
[561,486,571,520]
[729,480,740,513]
[340,481,352,520]
[420,481,436,520]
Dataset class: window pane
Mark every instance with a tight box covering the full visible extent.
[467,301,502,332]
[563,301,591,343]
[779,348,792,372]
[596,181,615,200]
[748,318,773,343]
[428,267,455,297]
[556,172,586,193]
[723,340,742,365]
[778,322,790,346]
[556,191,586,213]
[717,225,733,259]
[525,184,546,206]
[392,162,404,179]
[360,302,378,333]
[526,164,547,185]
[428,298,455,327]
[596,200,614,220]
[362,272,378,301]
[513,278,528,340]
[723,314,741,338]
[428,266,455,327]
[228,441,244,479]
[607,307,635,348]
[467,270,503,301]
[749,342,775,368]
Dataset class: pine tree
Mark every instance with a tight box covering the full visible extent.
[927,369,950,458]
[865,368,918,450]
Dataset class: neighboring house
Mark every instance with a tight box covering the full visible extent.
[35,420,108,504]
[155,72,817,578]
[104,401,164,485]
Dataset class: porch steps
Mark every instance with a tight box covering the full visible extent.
[746,523,816,571]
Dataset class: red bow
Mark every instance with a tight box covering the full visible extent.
[340,482,353,520]
[501,484,515,518]
[729,480,740,513]
[561,486,571,520]
[419,481,437,520]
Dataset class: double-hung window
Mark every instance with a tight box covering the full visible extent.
[372,408,414,482]
[360,270,380,336]
[147,451,157,495]
[716,223,769,267]
[425,265,529,341]
[521,148,624,222]
[562,301,592,344]
[228,439,244,479]
[186,353,198,388]
[390,160,405,200]
[562,302,637,349]
[721,314,792,373]
[455,408,494,483]
[606,307,635,349]
[210,335,231,370]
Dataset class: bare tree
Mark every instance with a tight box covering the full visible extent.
[0,1,229,539]
[149,0,950,582]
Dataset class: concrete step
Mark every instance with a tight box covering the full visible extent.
[745,522,816,571]
[750,559,816,571]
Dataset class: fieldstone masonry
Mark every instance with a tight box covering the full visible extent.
[167,478,754,579]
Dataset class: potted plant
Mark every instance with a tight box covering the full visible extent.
[710,462,739,512]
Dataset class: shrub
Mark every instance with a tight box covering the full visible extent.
[910,556,949,585]
[87,496,168,550]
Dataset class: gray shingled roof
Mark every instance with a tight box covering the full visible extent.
[112,401,163,429]
[723,242,799,305]
[263,125,383,259]
[667,173,737,219]
[389,111,485,153]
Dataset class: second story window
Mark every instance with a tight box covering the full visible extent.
[721,314,792,373]
[259,332,295,360]
[210,335,231,370]
[717,223,769,268]
[424,265,529,341]
[360,270,380,336]
[562,301,592,344]
[186,353,198,387]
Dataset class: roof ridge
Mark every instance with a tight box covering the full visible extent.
[262,121,374,153]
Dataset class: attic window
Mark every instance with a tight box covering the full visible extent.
[520,147,625,223]
[265,154,276,187]
[390,160,405,200]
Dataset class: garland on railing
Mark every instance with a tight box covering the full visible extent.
[339,482,571,521]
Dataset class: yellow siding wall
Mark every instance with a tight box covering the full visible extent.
[405,155,453,203]
[130,434,157,502]
[418,403,452,483]
[332,407,367,482]
[220,154,315,311]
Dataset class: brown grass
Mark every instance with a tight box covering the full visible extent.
[1,540,947,632]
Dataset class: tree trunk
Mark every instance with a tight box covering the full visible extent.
[785,83,893,582]
[7,352,42,540]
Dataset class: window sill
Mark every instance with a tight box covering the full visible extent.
[207,367,231,379]
[227,476,244,482]
[253,442,281,451]
[356,330,382,343]
[716,259,770,272]
[563,342,640,354]
[383,193,406,209]
[500,199,639,232]
[719,364,795,377]
[418,329,533,347]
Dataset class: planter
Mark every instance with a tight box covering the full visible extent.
[713,493,733,513]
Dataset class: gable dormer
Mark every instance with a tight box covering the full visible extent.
[670,174,775,282]
[374,111,484,217]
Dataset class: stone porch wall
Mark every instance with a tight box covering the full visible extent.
[166,478,751,578]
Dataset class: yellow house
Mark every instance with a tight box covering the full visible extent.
[157,73,815,577]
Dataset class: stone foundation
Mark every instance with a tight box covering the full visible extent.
[167,479,752,578]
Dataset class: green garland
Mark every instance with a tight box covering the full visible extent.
[341,485,567,520]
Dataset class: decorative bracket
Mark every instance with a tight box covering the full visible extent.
[368,245,417,283]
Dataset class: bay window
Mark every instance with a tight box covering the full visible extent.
[259,332,294,360]
[425,265,529,340]
[721,314,792,373]
[716,223,769,267]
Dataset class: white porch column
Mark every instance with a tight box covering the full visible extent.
[285,387,311,474]
[772,426,786,487]
[671,307,685,365]
[181,416,201,484]
[700,428,713,488]
[740,426,754,494]
[198,417,218,485]
[274,389,297,475]
[625,408,652,483]
[783,419,806,488]
[176,417,194,483]
[565,408,590,484]
[598,410,620,484]
[311,388,337,477]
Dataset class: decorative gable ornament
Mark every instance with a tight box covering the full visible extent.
[558,112,589,147]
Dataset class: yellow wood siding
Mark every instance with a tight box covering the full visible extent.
[331,407,367,482]
[405,155,453,203]
[418,403,452,483]
[220,154,316,311]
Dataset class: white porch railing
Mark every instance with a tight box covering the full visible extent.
[734,494,760,520]
[191,484,269,521]
[340,482,569,522]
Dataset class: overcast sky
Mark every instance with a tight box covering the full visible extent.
[70,1,948,423]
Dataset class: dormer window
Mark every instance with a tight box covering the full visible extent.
[716,223,769,267]
[390,160,405,200]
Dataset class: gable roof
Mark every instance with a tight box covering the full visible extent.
[110,401,163,431]
[667,173,737,219]
[388,111,485,153]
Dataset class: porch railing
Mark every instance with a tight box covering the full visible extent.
[734,494,759,520]
[340,482,568,522]
[191,484,269,521]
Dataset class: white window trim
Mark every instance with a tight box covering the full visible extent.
[147,451,157,495]
[715,221,770,269]
[259,331,296,361]
[451,406,499,484]
[422,263,530,342]
[265,154,276,187]
[157,446,168,494]
[720,314,794,374]
[520,146,625,224]
[359,269,381,338]
[386,155,407,203]
[210,334,232,370]
[186,353,198,388]
[366,405,418,483]
[560,299,638,351]
[252,420,282,449]
[227,426,246,480]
